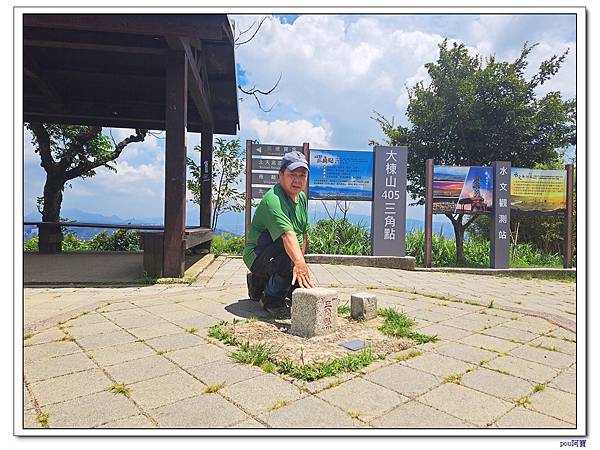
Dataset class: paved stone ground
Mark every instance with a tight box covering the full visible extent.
[23,256,577,429]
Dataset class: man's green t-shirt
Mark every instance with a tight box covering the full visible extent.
[243,183,309,270]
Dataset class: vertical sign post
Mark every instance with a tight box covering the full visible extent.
[371,146,408,256]
[424,159,434,268]
[490,161,511,269]
[564,164,574,268]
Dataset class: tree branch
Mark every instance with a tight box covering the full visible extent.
[63,129,147,181]
[235,17,267,47]
[27,122,57,174]
[238,72,282,112]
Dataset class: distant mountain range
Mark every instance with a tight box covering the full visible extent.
[23,207,455,241]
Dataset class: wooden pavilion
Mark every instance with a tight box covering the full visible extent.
[23,14,240,277]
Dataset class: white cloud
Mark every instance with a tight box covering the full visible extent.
[247,117,332,149]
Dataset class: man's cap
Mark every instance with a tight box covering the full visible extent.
[280,151,310,172]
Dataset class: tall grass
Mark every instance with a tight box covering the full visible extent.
[308,218,371,255]
[211,233,245,256]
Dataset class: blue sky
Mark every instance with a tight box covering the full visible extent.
[23,13,577,228]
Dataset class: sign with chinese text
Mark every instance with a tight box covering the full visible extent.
[250,143,304,200]
[371,146,407,256]
[490,161,511,269]
[433,165,494,214]
[308,149,373,201]
[510,168,567,213]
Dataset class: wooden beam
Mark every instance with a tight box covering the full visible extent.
[23,54,62,105]
[163,50,188,278]
[24,14,224,41]
[24,39,168,55]
[564,164,574,268]
[245,139,252,240]
[200,128,213,229]
[181,39,214,127]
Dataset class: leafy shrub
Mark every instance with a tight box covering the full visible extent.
[211,233,245,256]
[23,237,39,251]
[23,229,141,252]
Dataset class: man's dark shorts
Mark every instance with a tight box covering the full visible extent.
[248,237,295,306]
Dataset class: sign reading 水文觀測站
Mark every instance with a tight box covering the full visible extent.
[490,161,511,269]
[371,146,408,257]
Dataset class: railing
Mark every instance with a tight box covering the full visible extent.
[24,221,206,231]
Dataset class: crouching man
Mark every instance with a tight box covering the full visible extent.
[243,151,316,315]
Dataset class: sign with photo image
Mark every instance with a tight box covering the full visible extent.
[433,165,494,214]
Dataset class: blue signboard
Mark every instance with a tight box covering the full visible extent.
[308,149,373,201]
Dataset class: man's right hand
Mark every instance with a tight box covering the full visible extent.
[292,261,315,289]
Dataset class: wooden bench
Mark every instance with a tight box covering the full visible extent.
[140,228,212,277]
[25,221,212,278]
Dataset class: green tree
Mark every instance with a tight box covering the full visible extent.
[372,39,576,264]
[26,124,147,253]
[186,138,246,231]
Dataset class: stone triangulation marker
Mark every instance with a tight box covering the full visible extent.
[351,292,378,321]
[290,288,338,338]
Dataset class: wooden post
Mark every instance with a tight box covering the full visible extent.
[424,159,434,268]
[564,164,574,268]
[245,139,252,240]
[200,128,213,229]
[163,50,188,278]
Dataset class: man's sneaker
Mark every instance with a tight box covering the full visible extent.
[259,294,291,318]
[247,273,267,301]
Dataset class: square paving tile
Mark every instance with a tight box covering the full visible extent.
[458,333,521,354]
[508,344,575,369]
[364,363,439,398]
[418,383,513,426]
[369,400,472,428]
[227,417,267,428]
[528,387,576,425]
[43,390,139,428]
[413,323,474,341]
[503,317,557,335]
[104,354,180,384]
[67,312,113,327]
[29,369,113,406]
[150,393,248,428]
[403,353,475,378]
[165,343,228,368]
[186,359,264,386]
[257,396,356,428]
[317,378,407,421]
[485,356,559,384]
[461,368,533,401]
[434,342,499,365]
[25,352,96,383]
[145,333,205,353]
[88,341,156,367]
[23,409,41,428]
[495,407,574,428]
[128,322,184,340]
[441,313,507,332]
[549,370,576,394]
[160,312,216,330]
[99,414,157,428]
[103,310,166,329]
[220,373,304,416]
[76,330,137,351]
[24,328,65,346]
[128,371,206,410]
[24,341,81,362]
[66,321,123,339]
[482,325,539,344]
[529,336,576,355]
